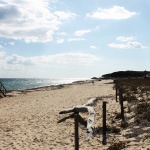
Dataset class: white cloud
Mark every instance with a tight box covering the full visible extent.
[50,0,58,2]
[54,11,76,20]
[108,36,146,49]
[90,46,97,49]
[108,41,146,49]
[9,42,15,45]
[117,36,135,42]
[58,32,67,36]
[94,26,100,30]
[0,0,76,43]
[128,41,145,48]
[74,30,91,36]
[0,45,3,48]
[6,54,34,65]
[87,6,137,20]
[0,51,5,57]
[56,38,64,44]
[108,43,129,49]
[68,38,85,42]
[5,53,100,67]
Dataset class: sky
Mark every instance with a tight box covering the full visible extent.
[0,0,150,78]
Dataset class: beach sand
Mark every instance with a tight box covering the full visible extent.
[0,80,149,150]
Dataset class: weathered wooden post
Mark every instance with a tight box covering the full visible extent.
[0,81,7,97]
[116,82,118,102]
[74,112,79,150]
[102,101,107,145]
[119,88,125,121]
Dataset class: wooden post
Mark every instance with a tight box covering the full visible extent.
[74,112,79,150]
[0,81,7,97]
[119,88,125,121]
[102,101,107,145]
[116,83,118,102]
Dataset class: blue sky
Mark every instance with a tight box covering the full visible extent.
[0,0,150,78]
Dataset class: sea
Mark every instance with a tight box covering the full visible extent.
[0,78,88,91]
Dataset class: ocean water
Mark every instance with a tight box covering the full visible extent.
[0,78,88,91]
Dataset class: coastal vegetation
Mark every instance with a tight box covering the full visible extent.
[117,78,150,122]
[108,78,150,149]
[102,70,150,79]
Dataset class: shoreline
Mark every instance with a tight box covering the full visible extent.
[2,78,91,93]
[5,79,94,96]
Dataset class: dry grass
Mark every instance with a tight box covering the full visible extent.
[107,141,126,150]
[117,78,150,122]
[108,78,150,149]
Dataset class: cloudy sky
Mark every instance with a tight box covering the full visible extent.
[0,0,149,78]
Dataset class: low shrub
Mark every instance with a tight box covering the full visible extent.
[107,141,125,150]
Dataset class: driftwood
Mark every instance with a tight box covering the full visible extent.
[59,97,101,140]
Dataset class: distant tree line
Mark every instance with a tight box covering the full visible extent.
[101,71,150,79]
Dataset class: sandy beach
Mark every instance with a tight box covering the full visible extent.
[0,80,149,150]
